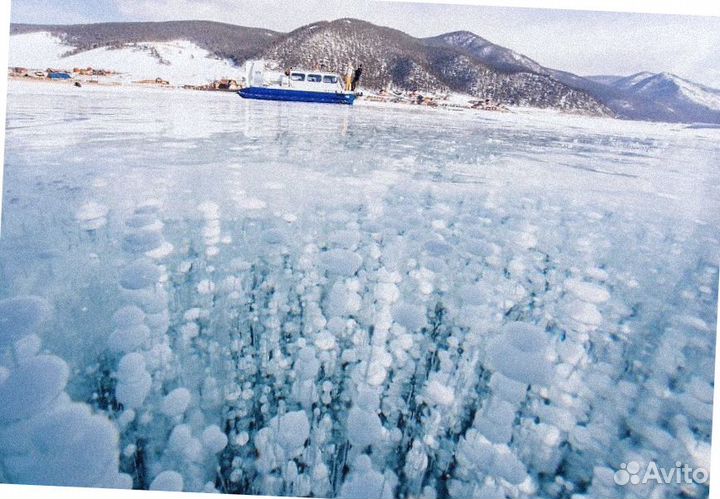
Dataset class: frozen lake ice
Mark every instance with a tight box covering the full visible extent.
[1,81,718,498]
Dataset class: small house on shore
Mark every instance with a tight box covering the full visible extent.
[48,72,72,80]
[74,67,112,76]
[9,67,29,77]
[136,77,170,86]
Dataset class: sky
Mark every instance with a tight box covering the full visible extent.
[8,0,720,87]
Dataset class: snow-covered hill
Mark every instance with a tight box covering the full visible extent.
[606,71,657,91]
[429,32,720,124]
[260,19,610,114]
[9,32,243,86]
[424,30,548,76]
[11,20,279,65]
[630,72,720,110]
[587,71,720,123]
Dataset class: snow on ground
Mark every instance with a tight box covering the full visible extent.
[9,32,242,86]
[0,81,718,499]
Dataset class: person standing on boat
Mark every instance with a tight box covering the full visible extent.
[345,63,354,91]
[351,64,363,91]
[282,67,291,87]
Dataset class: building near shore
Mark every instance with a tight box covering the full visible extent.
[48,72,72,80]
[213,79,239,90]
[73,67,113,76]
[135,77,171,86]
[9,67,29,76]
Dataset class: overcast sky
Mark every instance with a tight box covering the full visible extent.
[9,0,720,87]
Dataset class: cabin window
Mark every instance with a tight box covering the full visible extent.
[290,73,305,81]
[323,75,339,84]
[307,74,322,83]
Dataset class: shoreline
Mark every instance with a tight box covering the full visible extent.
[6,75,607,120]
[8,76,712,132]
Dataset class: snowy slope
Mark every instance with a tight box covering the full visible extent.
[630,72,720,111]
[609,71,658,90]
[424,30,548,75]
[429,31,720,124]
[9,32,243,85]
[590,72,720,113]
[592,72,720,123]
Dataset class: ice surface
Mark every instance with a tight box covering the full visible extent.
[566,300,603,327]
[75,201,109,230]
[1,82,718,498]
[75,201,109,220]
[564,278,610,304]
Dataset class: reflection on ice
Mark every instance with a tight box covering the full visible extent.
[0,82,718,498]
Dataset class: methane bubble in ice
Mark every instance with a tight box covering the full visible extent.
[123,230,164,253]
[161,387,192,417]
[486,322,551,386]
[319,249,363,276]
[108,324,150,353]
[115,353,152,409]
[0,296,51,349]
[111,305,146,328]
[0,355,68,422]
[119,260,161,290]
[202,425,228,454]
[150,470,184,491]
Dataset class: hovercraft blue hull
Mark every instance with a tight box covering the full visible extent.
[238,87,356,105]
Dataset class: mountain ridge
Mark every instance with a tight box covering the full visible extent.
[424,30,720,123]
[8,19,612,116]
